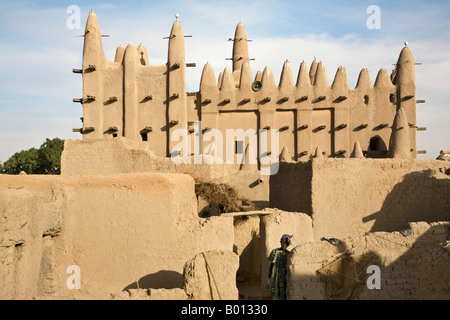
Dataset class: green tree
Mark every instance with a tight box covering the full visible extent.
[1,138,64,174]
[2,148,40,174]
[37,138,64,174]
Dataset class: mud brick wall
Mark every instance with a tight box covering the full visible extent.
[0,173,234,298]
[287,221,449,300]
[269,161,313,214]
[311,158,450,240]
[270,158,450,240]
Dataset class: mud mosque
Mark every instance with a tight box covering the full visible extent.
[0,10,448,300]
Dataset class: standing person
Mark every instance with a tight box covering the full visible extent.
[268,234,293,300]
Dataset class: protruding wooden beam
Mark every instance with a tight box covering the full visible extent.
[140,126,153,133]
[335,124,347,130]
[312,96,326,103]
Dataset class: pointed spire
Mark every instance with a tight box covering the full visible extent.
[350,141,364,158]
[239,62,253,90]
[279,60,294,97]
[137,43,149,66]
[279,146,293,162]
[355,68,372,89]
[261,66,277,95]
[254,70,262,83]
[374,68,393,88]
[331,66,348,97]
[123,43,139,140]
[217,71,223,88]
[200,62,218,93]
[220,66,235,103]
[232,22,250,72]
[295,60,311,98]
[168,15,185,66]
[314,62,328,96]
[124,43,139,71]
[389,107,411,159]
[309,57,318,85]
[114,44,125,63]
[83,9,106,67]
[314,146,324,158]
[393,45,415,86]
[220,66,234,91]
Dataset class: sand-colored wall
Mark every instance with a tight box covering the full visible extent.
[61,138,234,181]
[288,221,450,300]
[0,173,233,299]
[311,158,450,240]
[220,209,313,299]
[270,158,450,240]
[232,214,262,288]
[269,161,312,213]
[61,138,270,210]
[183,250,240,300]
[259,210,313,297]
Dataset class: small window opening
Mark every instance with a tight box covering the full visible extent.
[369,137,380,151]
[364,95,369,105]
[235,141,244,154]
[389,93,395,104]
[141,132,148,141]
[112,133,118,138]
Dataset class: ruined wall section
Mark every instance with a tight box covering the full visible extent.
[269,161,312,214]
[222,209,314,299]
[288,221,450,300]
[0,176,68,299]
[270,158,450,240]
[61,138,236,181]
[0,173,234,298]
[311,158,450,240]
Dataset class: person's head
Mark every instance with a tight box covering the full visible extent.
[280,234,293,248]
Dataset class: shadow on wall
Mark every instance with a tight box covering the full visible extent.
[123,270,183,291]
[363,169,450,233]
[312,238,383,300]
[288,223,449,300]
[235,230,262,299]
[378,223,450,300]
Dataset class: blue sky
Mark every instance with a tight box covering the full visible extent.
[0,0,449,162]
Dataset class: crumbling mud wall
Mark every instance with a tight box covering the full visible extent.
[0,176,66,299]
[311,159,450,239]
[271,158,450,240]
[223,209,313,299]
[183,250,240,300]
[0,173,234,299]
[61,138,233,180]
[287,221,450,300]
[269,161,312,213]
[62,138,270,208]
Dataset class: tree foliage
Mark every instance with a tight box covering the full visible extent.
[1,138,64,174]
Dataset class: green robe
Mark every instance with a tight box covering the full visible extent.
[268,248,289,300]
